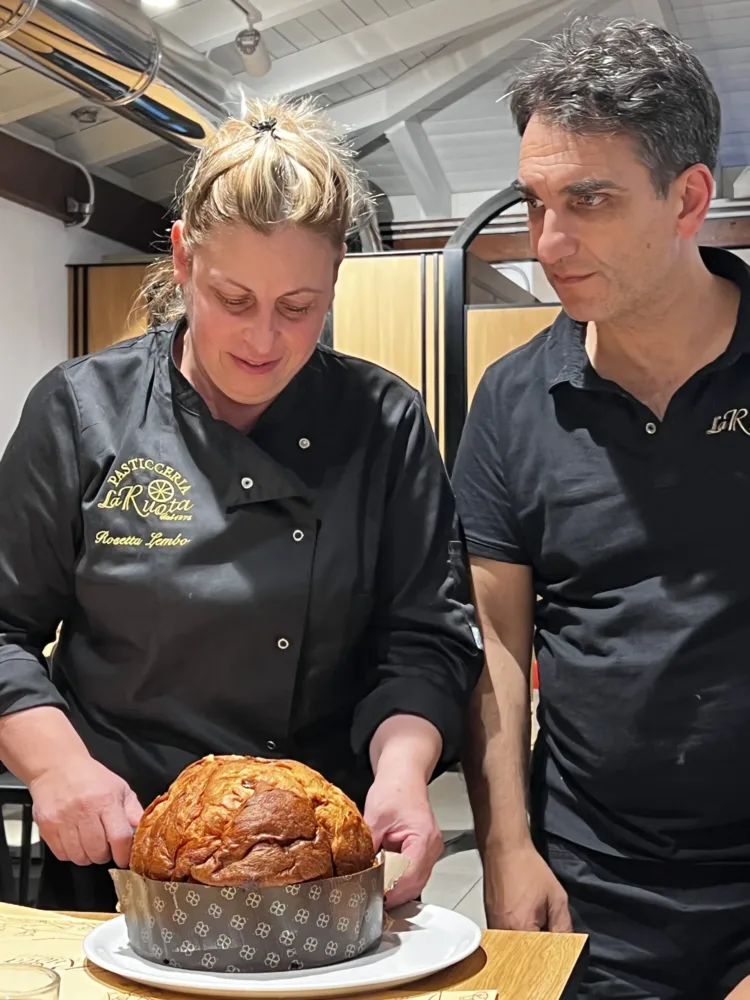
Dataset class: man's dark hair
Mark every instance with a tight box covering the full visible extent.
[509,19,721,196]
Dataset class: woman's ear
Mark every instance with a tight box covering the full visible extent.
[171,221,190,286]
[333,241,347,282]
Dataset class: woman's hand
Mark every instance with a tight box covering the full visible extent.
[364,771,443,908]
[29,756,143,869]
[0,706,144,868]
[365,714,444,908]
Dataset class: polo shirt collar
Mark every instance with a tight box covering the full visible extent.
[544,246,750,392]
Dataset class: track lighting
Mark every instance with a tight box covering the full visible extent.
[230,0,271,77]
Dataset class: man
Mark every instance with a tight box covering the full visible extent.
[453,18,750,1000]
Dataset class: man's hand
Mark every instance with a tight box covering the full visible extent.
[364,772,443,909]
[483,842,572,932]
[29,756,143,869]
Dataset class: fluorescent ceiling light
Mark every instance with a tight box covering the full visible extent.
[141,0,179,10]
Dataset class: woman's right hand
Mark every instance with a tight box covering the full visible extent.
[29,756,143,868]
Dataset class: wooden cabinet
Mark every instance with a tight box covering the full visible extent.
[331,251,539,451]
[332,253,442,435]
[68,262,150,358]
[466,305,561,403]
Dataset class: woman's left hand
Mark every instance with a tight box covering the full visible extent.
[364,770,444,909]
[365,714,445,907]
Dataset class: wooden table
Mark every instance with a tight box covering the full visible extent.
[0,904,588,1000]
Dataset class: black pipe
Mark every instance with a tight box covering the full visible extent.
[442,186,524,472]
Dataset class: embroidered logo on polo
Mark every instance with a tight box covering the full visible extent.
[94,456,194,548]
[706,408,750,435]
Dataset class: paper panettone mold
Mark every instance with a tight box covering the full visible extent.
[111,855,386,974]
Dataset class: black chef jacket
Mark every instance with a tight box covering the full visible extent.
[453,247,750,864]
[0,321,482,812]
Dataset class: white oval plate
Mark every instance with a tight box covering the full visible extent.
[83,903,482,998]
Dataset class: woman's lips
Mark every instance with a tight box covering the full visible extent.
[231,354,281,375]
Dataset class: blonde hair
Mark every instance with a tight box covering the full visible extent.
[142,96,372,324]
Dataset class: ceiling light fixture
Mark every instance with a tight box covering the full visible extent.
[140,0,180,11]
[71,105,100,125]
[229,0,271,77]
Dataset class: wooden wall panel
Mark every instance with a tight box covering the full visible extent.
[423,254,440,438]
[467,306,561,403]
[332,254,428,398]
[86,265,149,355]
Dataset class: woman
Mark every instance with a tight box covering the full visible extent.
[0,99,482,912]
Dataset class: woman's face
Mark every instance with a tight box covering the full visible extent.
[172,221,344,408]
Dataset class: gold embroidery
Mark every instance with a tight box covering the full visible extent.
[94,531,143,547]
[98,457,194,523]
[106,458,191,494]
[146,532,190,548]
[706,408,750,435]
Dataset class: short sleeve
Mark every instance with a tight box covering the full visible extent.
[452,371,530,565]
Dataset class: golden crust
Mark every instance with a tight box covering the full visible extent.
[130,755,376,887]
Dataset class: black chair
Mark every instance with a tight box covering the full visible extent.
[0,772,35,906]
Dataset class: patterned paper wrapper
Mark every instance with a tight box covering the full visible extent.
[110,854,392,975]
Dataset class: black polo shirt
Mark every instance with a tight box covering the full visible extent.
[0,322,482,810]
[453,247,750,863]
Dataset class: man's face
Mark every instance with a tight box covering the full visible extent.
[518,114,685,323]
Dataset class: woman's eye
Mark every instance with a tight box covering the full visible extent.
[525,198,543,211]
[219,295,249,309]
[281,304,311,316]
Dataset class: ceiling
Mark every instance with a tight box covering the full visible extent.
[0,0,748,223]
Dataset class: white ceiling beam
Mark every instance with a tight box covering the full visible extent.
[386,120,450,218]
[248,0,559,98]
[733,166,750,199]
[0,68,72,124]
[330,0,611,149]
[629,0,680,34]
[154,0,334,52]
[56,119,163,168]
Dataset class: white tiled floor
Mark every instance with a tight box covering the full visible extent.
[424,769,486,928]
[423,689,540,930]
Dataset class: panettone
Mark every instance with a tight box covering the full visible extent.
[129,755,376,888]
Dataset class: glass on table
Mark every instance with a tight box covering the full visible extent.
[0,966,60,999]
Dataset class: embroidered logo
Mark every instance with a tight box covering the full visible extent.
[706,408,750,436]
[97,457,194,522]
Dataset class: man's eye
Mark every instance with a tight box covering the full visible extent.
[578,194,606,208]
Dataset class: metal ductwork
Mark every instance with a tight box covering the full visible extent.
[0,0,247,152]
[0,0,382,248]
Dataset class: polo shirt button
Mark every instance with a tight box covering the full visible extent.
[298,437,310,449]
[241,476,254,488]
[645,422,657,435]
[266,740,276,751]
[293,529,304,542]
[277,637,290,650]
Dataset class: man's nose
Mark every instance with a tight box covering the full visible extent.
[534,209,577,265]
